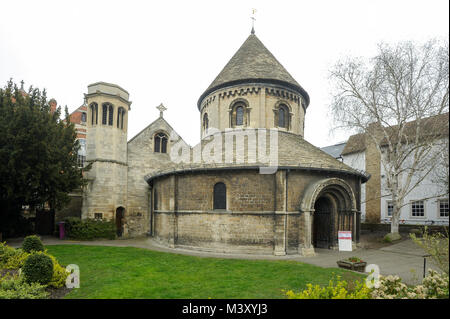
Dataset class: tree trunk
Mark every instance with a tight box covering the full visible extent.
[387,205,402,241]
[391,215,399,234]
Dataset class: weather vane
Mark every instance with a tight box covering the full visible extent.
[156,103,167,118]
[251,8,257,34]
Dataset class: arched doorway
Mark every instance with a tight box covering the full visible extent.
[313,196,334,249]
[301,178,358,251]
[115,207,125,237]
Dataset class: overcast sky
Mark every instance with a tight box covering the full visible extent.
[1,0,448,147]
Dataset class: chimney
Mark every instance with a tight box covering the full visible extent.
[364,121,383,223]
[49,99,57,113]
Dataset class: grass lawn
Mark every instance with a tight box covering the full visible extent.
[46,245,365,299]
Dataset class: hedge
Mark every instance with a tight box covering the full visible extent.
[64,217,116,240]
[22,235,45,253]
[22,253,54,285]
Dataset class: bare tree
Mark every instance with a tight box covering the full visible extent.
[330,39,449,239]
[431,138,449,196]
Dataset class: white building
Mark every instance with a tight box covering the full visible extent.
[322,113,449,226]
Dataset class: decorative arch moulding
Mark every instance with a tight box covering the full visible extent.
[218,86,261,100]
[201,95,216,109]
[265,87,300,104]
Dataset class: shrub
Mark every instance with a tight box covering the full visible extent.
[371,270,449,299]
[22,252,54,285]
[22,235,45,253]
[64,217,115,240]
[47,254,69,289]
[371,275,409,299]
[3,249,30,270]
[286,270,449,299]
[0,242,17,267]
[0,275,48,299]
[285,275,372,299]
[418,269,449,299]
[410,226,449,275]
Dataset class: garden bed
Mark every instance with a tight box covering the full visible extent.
[1,236,70,299]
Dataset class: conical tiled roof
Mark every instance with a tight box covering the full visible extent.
[198,34,310,109]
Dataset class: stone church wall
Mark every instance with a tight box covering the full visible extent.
[126,118,187,236]
[150,168,361,255]
[175,213,275,254]
[175,171,275,211]
[82,161,128,221]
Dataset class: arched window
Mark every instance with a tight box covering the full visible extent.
[108,104,114,126]
[90,103,98,125]
[102,104,108,125]
[213,182,226,210]
[102,103,114,126]
[154,133,168,153]
[230,100,249,128]
[278,107,286,128]
[203,113,209,131]
[236,106,244,126]
[275,104,290,129]
[81,112,87,123]
[117,107,125,129]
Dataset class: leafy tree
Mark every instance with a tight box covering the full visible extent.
[0,79,89,236]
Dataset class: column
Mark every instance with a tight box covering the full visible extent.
[274,170,286,255]
[299,210,316,256]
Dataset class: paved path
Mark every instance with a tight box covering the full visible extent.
[6,236,435,285]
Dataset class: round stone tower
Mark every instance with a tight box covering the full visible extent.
[198,33,310,139]
[81,82,132,235]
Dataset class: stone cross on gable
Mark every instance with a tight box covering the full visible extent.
[156,103,167,118]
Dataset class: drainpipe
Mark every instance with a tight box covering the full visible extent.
[148,185,153,236]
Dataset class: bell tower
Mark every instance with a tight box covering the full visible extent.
[81,82,132,229]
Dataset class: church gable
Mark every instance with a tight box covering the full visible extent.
[125,114,189,235]
[127,115,188,174]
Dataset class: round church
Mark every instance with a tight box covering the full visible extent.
[81,31,369,256]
